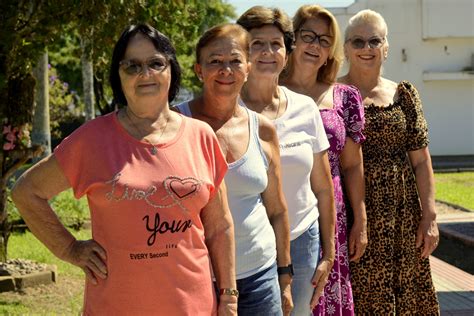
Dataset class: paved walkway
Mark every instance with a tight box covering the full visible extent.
[432,208,474,315]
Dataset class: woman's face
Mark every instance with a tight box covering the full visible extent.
[119,34,171,105]
[344,22,387,71]
[293,17,332,72]
[195,36,249,97]
[248,25,287,78]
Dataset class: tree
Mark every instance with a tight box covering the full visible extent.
[0,1,76,261]
[0,0,235,262]
[32,51,51,161]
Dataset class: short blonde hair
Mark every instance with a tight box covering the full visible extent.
[345,9,388,41]
[285,4,344,84]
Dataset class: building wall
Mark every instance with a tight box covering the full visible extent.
[331,0,474,155]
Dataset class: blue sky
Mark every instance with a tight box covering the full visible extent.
[229,0,355,17]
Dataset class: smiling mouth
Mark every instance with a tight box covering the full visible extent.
[304,51,320,58]
[216,80,235,85]
[258,60,276,64]
[358,55,375,60]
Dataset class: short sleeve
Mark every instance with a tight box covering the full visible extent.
[340,85,366,144]
[312,105,330,153]
[54,121,96,199]
[399,81,429,151]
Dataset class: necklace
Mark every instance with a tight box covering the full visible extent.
[124,107,169,155]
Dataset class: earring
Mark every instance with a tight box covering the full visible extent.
[324,60,328,66]
[198,76,203,82]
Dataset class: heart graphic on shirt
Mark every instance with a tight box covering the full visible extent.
[167,177,201,199]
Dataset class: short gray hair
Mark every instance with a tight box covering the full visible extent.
[345,9,388,41]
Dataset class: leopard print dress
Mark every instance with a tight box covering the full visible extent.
[350,81,440,315]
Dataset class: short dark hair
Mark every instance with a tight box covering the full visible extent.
[237,6,294,53]
[109,23,181,105]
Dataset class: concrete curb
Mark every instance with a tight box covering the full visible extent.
[436,199,473,213]
[0,265,57,292]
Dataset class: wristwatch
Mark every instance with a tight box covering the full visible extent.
[219,288,239,298]
[277,264,294,277]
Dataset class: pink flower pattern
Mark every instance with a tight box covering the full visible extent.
[313,84,365,316]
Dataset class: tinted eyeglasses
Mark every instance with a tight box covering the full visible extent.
[298,29,333,48]
[119,56,168,75]
[346,36,385,49]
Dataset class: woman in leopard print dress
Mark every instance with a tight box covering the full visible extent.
[339,9,440,315]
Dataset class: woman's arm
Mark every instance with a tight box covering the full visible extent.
[11,155,107,284]
[309,150,335,309]
[340,138,367,262]
[201,181,237,315]
[258,116,293,315]
[408,146,439,258]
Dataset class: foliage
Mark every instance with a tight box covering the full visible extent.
[8,189,89,228]
[48,64,84,140]
[0,0,235,261]
[434,172,474,211]
[50,190,89,228]
[48,30,83,97]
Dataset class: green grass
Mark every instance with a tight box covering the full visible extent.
[0,229,91,314]
[8,229,91,277]
[434,171,474,211]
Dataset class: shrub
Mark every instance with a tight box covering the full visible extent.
[7,188,89,229]
[48,64,85,142]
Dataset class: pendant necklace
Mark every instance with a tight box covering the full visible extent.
[124,107,169,155]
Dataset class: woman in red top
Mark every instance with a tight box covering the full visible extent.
[12,24,237,315]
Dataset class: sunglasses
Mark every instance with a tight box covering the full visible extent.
[298,29,333,48]
[346,36,385,49]
[119,56,168,75]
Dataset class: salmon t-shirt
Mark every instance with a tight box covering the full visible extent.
[54,111,227,315]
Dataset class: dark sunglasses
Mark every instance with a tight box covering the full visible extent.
[119,57,168,75]
[298,29,333,48]
[346,36,385,49]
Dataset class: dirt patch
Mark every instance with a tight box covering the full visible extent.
[436,200,471,215]
[0,274,84,314]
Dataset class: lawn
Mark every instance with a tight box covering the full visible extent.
[0,229,90,314]
[434,171,474,211]
[0,172,471,313]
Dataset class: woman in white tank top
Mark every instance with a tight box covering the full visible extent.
[174,23,293,316]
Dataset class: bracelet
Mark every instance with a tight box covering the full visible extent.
[219,288,239,298]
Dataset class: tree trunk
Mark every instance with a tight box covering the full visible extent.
[81,36,95,121]
[32,51,51,161]
[0,179,10,262]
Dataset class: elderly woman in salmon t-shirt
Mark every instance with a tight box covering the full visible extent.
[11,24,237,315]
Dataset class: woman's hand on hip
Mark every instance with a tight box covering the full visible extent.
[416,216,439,258]
[310,256,333,309]
[64,239,107,284]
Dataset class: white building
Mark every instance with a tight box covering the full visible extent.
[330,0,474,157]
